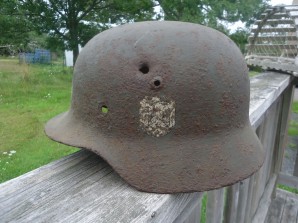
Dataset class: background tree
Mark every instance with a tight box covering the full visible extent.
[229,28,250,53]
[155,0,269,32]
[20,0,154,65]
[2,0,271,59]
[0,0,50,55]
[0,0,32,54]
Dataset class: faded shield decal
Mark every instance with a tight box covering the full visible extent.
[139,96,175,137]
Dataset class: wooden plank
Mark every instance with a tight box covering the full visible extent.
[291,11,298,17]
[249,72,292,129]
[251,27,296,33]
[278,173,298,188]
[233,109,272,221]
[248,35,298,42]
[260,12,288,19]
[250,120,266,217]
[247,44,297,51]
[272,85,295,198]
[264,7,286,13]
[281,192,298,223]
[264,189,287,223]
[250,169,263,218]
[236,179,250,223]
[0,150,93,199]
[265,189,298,223]
[274,85,295,174]
[0,149,203,223]
[250,113,271,216]
[206,189,225,223]
[255,19,294,25]
[244,175,255,223]
[264,5,298,11]
[252,174,277,223]
[267,99,283,181]
[223,184,239,223]
[173,195,202,223]
[246,55,296,62]
[251,99,281,214]
[294,151,298,176]
[247,59,298,76]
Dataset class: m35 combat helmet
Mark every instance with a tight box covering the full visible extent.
[45,21,264,193]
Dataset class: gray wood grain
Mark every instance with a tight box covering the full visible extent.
[173,195,202,223]
[223,184,239,223]
[281,193,298,223]
[265,189,298,223]
[251,100,281,216]
[0,72,294,223]
[264,189,286,223]
[206,189,225,223]
[236,178,250,223]
[249,72,292,129]
[252,175,277,223]
[272,85,295,198]
[0,149,203,223]
[244,175,255,223]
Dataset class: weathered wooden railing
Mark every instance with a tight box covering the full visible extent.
[0,72,296,223]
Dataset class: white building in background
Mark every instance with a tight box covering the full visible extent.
[65,45,83,67]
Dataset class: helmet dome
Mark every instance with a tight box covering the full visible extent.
[45,21,264,193]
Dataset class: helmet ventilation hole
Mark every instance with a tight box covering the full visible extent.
[154,80,161,87]
[139,64,149,74]
[101,105,108,114]
[150,76,163,89]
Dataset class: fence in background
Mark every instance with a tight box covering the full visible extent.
[19,49,51,64]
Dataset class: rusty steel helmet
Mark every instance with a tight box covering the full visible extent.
[45,21,264,193]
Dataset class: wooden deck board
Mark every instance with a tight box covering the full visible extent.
[0,149,203,223]
[281,193,298,223]
[265,189,298,223]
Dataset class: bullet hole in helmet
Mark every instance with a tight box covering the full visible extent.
[101,105,108,114]
[139,64,149,74]
[150,76,163,89]
[154,80,161,87]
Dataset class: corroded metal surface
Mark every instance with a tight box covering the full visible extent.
[45,21,264,193]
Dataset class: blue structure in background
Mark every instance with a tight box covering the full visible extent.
[19,49,51,64]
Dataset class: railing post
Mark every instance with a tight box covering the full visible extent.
[206,189,225,223]
[223,184,239,223]
[272,83,295,198]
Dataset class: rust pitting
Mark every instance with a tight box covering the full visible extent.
[45,21,264,193]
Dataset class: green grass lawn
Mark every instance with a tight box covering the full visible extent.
[0,58,78,183]
[289,101,298,136]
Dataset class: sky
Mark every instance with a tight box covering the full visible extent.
[229,0,295,32]
[270,0,293,6]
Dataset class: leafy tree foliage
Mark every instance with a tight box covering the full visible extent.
[0,0,49,55]
[20,0,155,64]
[154,0,269,52]
[155,0,269,29]
[0,0,31,53]
[229,28,249,53]
[1,0,271,58]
